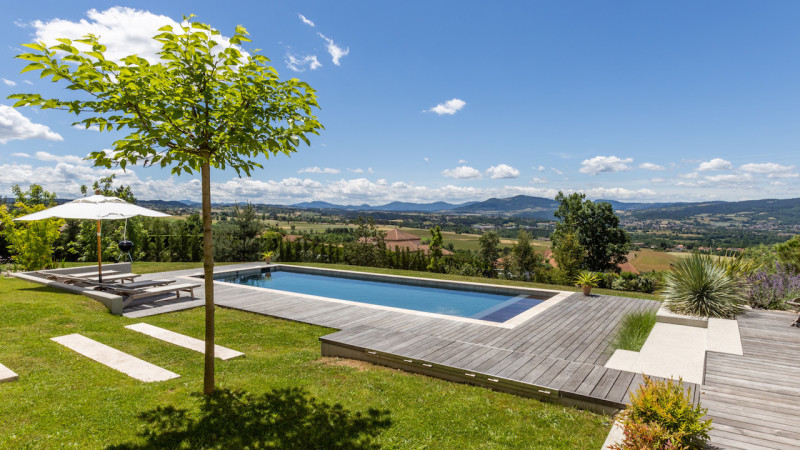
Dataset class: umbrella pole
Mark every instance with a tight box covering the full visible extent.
[97,219,102,283]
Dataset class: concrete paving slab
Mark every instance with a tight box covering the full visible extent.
[125,323,244,360]
[656,304,708,328]
[602,420,625,449]
[0,362,18,383]
[51,333,179,382]
[706,318,743,355]
[608,323,707,384]
[604,349,639,372]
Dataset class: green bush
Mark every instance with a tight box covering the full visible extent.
[663,253,746,318]
[610,311,657,352]
[611,376,711,449]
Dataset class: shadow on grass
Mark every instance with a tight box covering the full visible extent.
[108,388,392,449]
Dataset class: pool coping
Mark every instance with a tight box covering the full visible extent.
[207,264,574,329]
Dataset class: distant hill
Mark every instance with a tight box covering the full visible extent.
[137,199,192,210]
[629,198,800,224]
[452,195,560,218]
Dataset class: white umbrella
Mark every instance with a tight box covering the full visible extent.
[14,192,170,282]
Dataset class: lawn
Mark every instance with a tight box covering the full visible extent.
[0,271,611,448]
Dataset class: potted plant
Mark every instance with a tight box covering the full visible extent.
[262,250,275,264]
[575,271,600,296]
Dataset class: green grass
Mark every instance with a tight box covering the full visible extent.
[283,262,661,300]
[609,311,658,352]
[0,272,610,448]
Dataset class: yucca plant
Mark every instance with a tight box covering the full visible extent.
[663,254,746,318]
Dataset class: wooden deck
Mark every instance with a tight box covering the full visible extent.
[160,263,697,414]
[701,309,800,449]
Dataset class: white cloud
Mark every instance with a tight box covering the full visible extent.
[770,181,787,186]
[442,166,481,179]
[427,98,466,115]
[23,80,33,85]
[317,33,349,65]
[458,159,468,164]
[347,168,364,173]
[1,78,16,86]
[530,177,547,184]
[32,151,87,165]
[424,157,429,162]
[639,162,665,171]
[72,123,100,132]
[536,165,546,171]
[739,162,798,178]
[11,152,30,158]
[551,167,563,175]
[298,14,315,27]
[579,155,633,175]
[679,172,700,179]
[486,164,520,179]
[705,173,754,184]
[298,166,340,174]
[583,187,657,200]
[30,7,245,63]
[0,105,63,144]
[651,178,667,183]
[697,158,732,171]
[285,53,321,72]
[367,167,374,174]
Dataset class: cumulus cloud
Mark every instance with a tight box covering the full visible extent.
[551,167,563,175]
[30,7,245,63]
[347,168,364,173]
[458,159,468,164]
[72,123,100,132]
[0,105,63,144]
[639,162,665,171]
[442,166,481,179]
[530,177,547,184]
[317,33,349,65]
[697,158,732,171]
[705,173,754,183]
[536,165,546,171]
[298,14,315,27]
[1,78,16,86]
[651,178,667,183]
[583,187,657,200]
[486,164,520,179]
[427,98,466,115]
[298,166,340,174]
[579,155,633,175]
[739,162,798,178]
[285,53,321,72]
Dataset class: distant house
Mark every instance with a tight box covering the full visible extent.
[366,228,453,255]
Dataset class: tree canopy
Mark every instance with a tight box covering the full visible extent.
[551,192,630,272]
[11,16,323,394]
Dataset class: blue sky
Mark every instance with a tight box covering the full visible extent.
[1,1,799,205]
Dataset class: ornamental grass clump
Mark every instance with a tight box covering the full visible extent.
[746,263,800,309]
[610,376,711,450]
[663,254,747,318]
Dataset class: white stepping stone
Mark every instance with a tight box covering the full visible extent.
[0,362,18,383]
[125,323,244,360]
[51,334,179,382]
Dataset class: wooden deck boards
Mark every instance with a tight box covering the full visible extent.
[701,309,800,449]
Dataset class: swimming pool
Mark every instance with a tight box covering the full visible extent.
[214,267,556,323]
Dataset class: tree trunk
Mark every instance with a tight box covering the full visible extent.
[201,161,215,395]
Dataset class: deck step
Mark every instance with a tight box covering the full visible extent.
[125,323,244,360]
[51,333,179,382]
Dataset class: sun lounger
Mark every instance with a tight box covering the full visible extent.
[41,271,141,284]
[116,282,202,307]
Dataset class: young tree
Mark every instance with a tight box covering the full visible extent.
[12,17,322,394]
[552,192,630,273]
[509,229,544,281]
[427,226,444,272]
[478,231,501,276]
[776,235,800,273]
[551,231,584,283]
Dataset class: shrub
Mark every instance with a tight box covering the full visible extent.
[610,310,657,352]
[663,254,746,318]
[746,263,800,309]
[611,376,711,450]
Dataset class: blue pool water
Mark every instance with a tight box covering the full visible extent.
[217,270,544,322]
